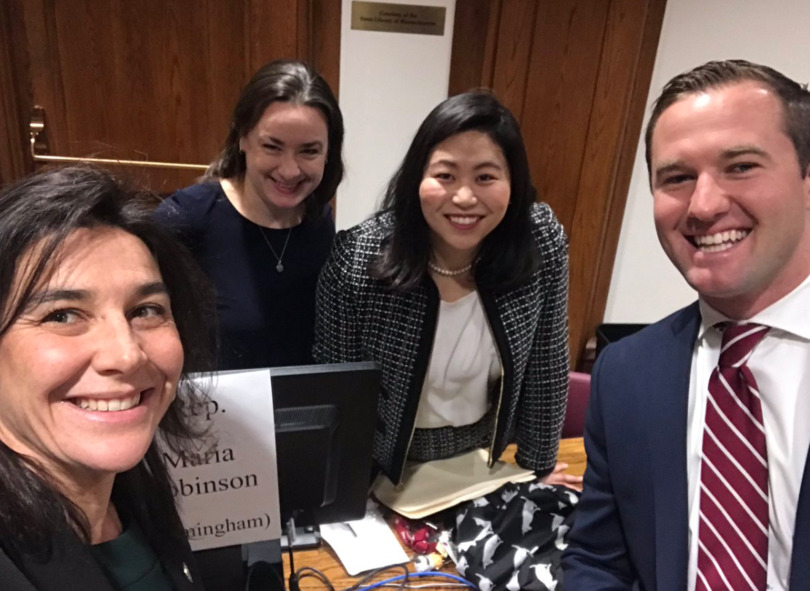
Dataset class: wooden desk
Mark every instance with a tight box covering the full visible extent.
[282,438,586,590]
[558,436,587,477]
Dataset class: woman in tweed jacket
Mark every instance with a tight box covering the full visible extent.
[314,92,574,487]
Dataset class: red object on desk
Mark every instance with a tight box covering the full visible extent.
[392,516,438,555]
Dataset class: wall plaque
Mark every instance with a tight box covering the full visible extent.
[351,2,446,36]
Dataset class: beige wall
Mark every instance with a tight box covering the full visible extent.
[336,0,456,231]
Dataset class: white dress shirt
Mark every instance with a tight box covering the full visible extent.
[687,273,810,590]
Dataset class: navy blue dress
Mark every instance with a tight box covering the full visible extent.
[154,181,335,370]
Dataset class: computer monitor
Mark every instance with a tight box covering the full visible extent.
[271,361,380,527]
[193,362,380,590]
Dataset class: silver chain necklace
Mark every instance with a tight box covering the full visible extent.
[259,227,292,272]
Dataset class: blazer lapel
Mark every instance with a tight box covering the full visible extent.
[789,439,810,588]
[0,547,38,591]
[647,303,700,591]
[18,529,116,591]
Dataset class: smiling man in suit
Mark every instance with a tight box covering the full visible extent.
[562,59,810,590]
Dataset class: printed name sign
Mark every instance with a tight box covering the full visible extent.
[163,369,281,551]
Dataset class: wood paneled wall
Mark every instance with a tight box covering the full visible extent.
[1,0,340,192]
[2,0,663,367]
[450,0,666,369]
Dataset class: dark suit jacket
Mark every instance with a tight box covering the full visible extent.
[562,302,810,590]
[0,479,204,591]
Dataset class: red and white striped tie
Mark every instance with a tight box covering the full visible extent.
[696,323,770,591]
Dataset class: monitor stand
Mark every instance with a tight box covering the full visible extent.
[281,516,322,550]
[281,525,322,550]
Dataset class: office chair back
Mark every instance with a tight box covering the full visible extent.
[562,371,591,438]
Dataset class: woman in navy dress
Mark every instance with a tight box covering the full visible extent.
[155,60,344,370]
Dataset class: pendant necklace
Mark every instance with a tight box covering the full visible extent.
[259,227,292,272]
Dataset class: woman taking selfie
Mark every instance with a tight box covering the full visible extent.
[314,91,576,488]
[0,166,213,590]
[155,59,344,370]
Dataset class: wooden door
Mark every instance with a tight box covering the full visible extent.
[451,0,666,369]
[0,0,340,192]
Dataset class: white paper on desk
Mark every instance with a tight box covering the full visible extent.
[320,500,409,576]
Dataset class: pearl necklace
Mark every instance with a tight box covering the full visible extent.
[428,260,472,276]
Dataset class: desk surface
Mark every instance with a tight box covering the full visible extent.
[283,437,586,590]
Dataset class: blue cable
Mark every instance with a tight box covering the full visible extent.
[354,570,476,590]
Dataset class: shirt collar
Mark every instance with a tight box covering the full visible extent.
[698,272,810,342]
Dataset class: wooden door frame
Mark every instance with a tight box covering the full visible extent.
[0,0,32,184]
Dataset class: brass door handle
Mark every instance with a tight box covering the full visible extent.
[29,106,208,171]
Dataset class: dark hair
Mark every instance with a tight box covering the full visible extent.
[645,59,810,181]
[207,59,345,219]
[372,91,540,291]
[0,165,216,556]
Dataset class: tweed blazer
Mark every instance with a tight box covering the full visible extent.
[314,202,569,484]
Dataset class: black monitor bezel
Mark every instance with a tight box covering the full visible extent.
[270,361,380,526]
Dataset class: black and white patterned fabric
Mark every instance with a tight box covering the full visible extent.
[452,481,579,591]
[407,404,496,462]
[313,203,569,484]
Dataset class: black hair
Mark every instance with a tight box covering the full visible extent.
[207,59,345,219]
[372,91,540,292]
[0,165,216,556]
[645,59,810,181]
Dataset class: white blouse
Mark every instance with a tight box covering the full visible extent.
[414,290,501,429]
